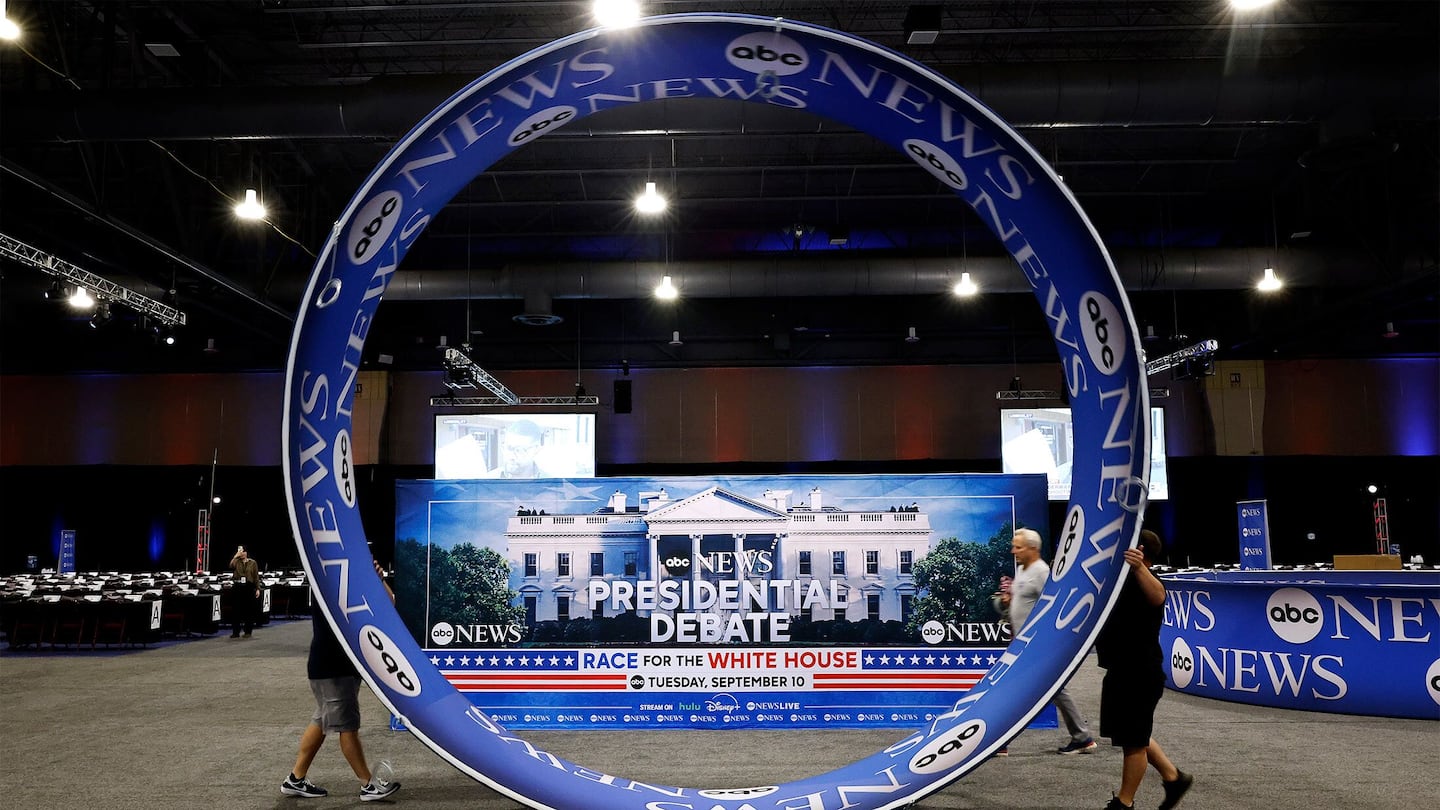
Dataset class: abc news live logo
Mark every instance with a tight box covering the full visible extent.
[430,621,525,646]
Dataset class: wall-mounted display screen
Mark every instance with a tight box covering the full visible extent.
[1000,407,1168,501]
[434,414,595,480]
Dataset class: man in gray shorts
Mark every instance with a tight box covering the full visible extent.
[281,561,401,802]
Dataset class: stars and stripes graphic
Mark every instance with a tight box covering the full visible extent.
[430,650,630,692]
[428,647,999,693]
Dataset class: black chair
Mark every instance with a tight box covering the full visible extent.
[47,598,88,648]
[92,600,130,647]
[6,599,48,649]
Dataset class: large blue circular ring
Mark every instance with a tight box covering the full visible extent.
[283,14,1150,809]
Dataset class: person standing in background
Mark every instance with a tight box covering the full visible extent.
[994,528,1097,755]
[229,545,261,638]
[1096,529,1194,810]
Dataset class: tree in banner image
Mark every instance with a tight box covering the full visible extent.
[393,538,523,643]
[443,543,526,628]
[907,521,1015,632]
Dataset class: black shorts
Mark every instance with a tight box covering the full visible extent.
[1099,668,1164,749]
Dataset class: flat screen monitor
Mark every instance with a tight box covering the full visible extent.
[1000,407,1168,501]
[434,413,595,480]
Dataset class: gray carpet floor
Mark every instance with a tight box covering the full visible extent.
[2,619,1434,809]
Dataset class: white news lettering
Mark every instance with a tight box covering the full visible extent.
[1191,644,1347,700]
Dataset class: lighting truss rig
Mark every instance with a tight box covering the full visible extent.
[439,346,521,405]
[430,396,601,407]
[0,233,187,328]
[993,340,1216,401]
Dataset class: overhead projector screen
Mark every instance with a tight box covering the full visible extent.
[1000,407,1168,501]
[434,413,595,480]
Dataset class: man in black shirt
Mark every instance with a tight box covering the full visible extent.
[1095,530,1193,810]
[280,560,401,802]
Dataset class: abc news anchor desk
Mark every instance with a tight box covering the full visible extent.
[1158,567,1440,720]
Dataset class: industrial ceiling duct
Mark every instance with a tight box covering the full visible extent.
[512,289,563,326]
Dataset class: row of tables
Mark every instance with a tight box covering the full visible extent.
[0,570,315,650]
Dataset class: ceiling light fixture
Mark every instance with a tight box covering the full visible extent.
[654,274,678,300]
[1382,322,1399,339]
[0,0,20,41]
[669,330,683,346]
[593,0,641,29]
[1230,0,1277,11]
[952,271,978,297]
[635,181,667,215]
[1257,266,1283,292]
[234,188,267,221]
[905,326,920,343]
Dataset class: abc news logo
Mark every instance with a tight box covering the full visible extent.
[725,33,808,76]
[662,555,691,575]
[430,621,525,646]
[1265,588,1323,644]
[1169,637,1196,688]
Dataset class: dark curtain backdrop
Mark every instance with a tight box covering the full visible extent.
[3,456,1435,575]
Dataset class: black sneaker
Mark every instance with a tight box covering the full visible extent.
[280,775,327,798]
[360,779,401,802]
[1103,796,1133,810]
[1159,771,1194,810]
[1058,738,1098,754]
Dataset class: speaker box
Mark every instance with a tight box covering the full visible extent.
[613,379,632,414]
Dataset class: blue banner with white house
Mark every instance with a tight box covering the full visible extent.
[393,473,1052,729]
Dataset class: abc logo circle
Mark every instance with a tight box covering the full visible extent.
[1079,291,1126,376]
[1426,659,1440,708]
[725,32,808,75]
[1265,587,1323,644]
[909,719,986,774]
[1051,505,1086,581]
[629,675,644,689]
[1169,637,1195,688]
[429,621,455,646]
[699,787,780,799]
[921,620,945,645]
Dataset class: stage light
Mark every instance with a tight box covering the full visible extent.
[89,303,112,329]
[905,326,919,343]
[635,181,667,215]
[234,188,267,221]
[952,271,978,296]
[669,330,683,346]
[1257,266,1282,292]
[593,0,641,29]
[163,330,176,346]
[1230,0,1277,10]
[1367,484,1378,494]
[654,274,678,300]
[43,280,63,300]
[69,286,95,310]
